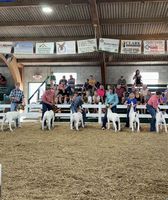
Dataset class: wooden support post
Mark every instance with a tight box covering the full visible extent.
[0,54,23,90]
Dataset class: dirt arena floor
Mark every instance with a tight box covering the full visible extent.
[0,122,168,200]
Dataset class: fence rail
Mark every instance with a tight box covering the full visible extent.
[0,103,168,124]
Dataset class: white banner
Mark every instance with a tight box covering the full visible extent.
[77,39,97,53]
[14,42,34,54]
[36,42,54,54]
[0,42,13,54]
[56,41,76,55]
[144,40,165,54]
[121,40,142,54]
[99,38,119,53]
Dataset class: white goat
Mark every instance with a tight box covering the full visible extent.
[42,110,55,130]
[70,111,84,131]
[107,108,120,132]
[156,111,167,133]
[129,102,140,132]
[1,111,21,132]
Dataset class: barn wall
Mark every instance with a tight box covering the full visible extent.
[23,66,101,101]
[1,65,168,102]
[106,65,168,85]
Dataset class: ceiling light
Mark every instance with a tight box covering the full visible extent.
[42,6,53,14]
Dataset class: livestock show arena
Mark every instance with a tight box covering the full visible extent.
[0,1,168,200]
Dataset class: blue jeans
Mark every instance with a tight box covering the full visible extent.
[146,104,156,132]
[102,106,117,128]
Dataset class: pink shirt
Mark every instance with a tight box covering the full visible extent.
[97,88,105,97]
[147,95,159,109]
[42,89,55,105]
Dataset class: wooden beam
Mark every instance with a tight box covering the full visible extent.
[0,20,91,27]
[0,33,168,42]
[89,0,101,38]
[101,18,168,24]
[0,0,88,8]
[0,54,23,89]
[101,53,106,85]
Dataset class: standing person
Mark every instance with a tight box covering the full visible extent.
[70,92,86,124]
[41,86,55,123]
[133,69,142,86]
[67,75,75,95]
[49,71,56,86]
[146,90,162,132]
[9,82,25,111]
[102,86,119,130]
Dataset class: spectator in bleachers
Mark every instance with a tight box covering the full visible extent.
[140,84,148,104]
[116,84,125,104]
[130,84,136,94]
[83,79,90,91]
[117,75,127,91]
[88,75,96,95]
[67,75,75,90]
[133,69,143,86]
[146,90,162,132]
[135,90,141,105]
[101,86,119,130]
[93,91,100,104]
[125,92,137,127]
[145,90,152,103]
[59,75,67,85]
[97,84,105,103]
[57,81,66,96]
[48,71,56,86]
[67,75,75,94]
[0,73,7,86]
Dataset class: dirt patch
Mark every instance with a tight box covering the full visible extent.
[0,122,168,200]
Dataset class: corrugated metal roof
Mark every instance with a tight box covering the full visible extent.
[0,4,90,22]
[98,1,168,19]
[102,23,168,36]
[0,25,94,37]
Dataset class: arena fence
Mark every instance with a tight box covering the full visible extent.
[1,103,168,124]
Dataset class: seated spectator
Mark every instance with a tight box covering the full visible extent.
[59,75,67,85]
[85,90,92,104]
[97,84,105,103]
[88,75,96,95]
[83,79,90,91]
[140,84,148,104]
[117,76,127,90]
[93,91,100,104]
[57,81,66,96]
[0,73,7,86]
[145,90,152,104]
[135,90,141,105]
[95,81,100,89]
[133,69,143,87]
[116,84,125,104]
